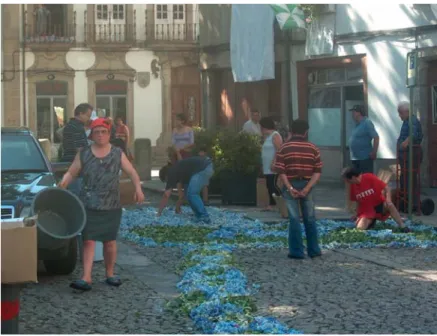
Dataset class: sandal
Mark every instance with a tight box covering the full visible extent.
[70,279,92,291]
[105,276,122,287]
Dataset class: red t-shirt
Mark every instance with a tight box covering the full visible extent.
[350,173,387,214]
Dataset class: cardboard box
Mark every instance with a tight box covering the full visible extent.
[1,218,38,284]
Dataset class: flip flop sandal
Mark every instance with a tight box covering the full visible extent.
[70,279,92,291]
[105,276,122,287]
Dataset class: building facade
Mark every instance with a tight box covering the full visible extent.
[199,4,437,186]
[1,4,200,164]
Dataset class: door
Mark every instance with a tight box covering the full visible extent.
[154,4,186,40]
[36,97,67,144]
[428,69,437,187]
[95,4,126,41]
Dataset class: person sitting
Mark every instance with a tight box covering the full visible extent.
[342,167,410,232]
[158,152,213,224]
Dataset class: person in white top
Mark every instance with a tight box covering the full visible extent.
[260,117,283,211]
[242,109,262,136]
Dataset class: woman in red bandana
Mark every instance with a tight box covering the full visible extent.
[342,167,409,232]
[59,118,144,291]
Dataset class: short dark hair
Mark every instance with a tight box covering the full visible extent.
[115,115,124,122]
[341,166,361,180]
[74,103,93,116]
[251,109,260,115]
[259,117,276,130]
[159,164,170,183]
[176,113,188,124]
[290,119,309,135]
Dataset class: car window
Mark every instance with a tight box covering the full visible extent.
[1,135,48,172]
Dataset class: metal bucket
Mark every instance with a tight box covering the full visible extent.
[31,187,86,250]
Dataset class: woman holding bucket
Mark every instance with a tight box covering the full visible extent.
[59,118,144,291]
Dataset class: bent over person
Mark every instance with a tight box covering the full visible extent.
[342,167,409,232]
[158,154,213,223]
[59,118,145,291]
[274,119,322,259]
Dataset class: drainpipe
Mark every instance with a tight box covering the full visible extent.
[21,4,27,127]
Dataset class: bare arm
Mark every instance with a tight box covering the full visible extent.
[58,153,81,188]
[158,190,172,216]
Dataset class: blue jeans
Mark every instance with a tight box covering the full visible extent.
[185,163,214,221]
[282,180,321,258]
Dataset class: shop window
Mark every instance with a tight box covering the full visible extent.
[346,67,363,81]
[36,81,68,144]
[95,80,127,123]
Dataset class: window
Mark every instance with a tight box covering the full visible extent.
[96,4,124,21]
[157,5,168,19]
[1,135,48,172]
[113,5,124,20]
[173,5,184,20]
[308,87,341,108]
[96,5,108,20]
[347,67,363,81]
[433,85,437,124]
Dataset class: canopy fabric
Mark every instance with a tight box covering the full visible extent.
[270,4,306,30]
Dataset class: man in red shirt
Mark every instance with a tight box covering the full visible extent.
[342,167,409,231]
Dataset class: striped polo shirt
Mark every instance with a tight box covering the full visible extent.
[61,118,88,163]
[274,136,322,180]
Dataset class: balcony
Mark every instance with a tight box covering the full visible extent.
[144,10,199,48]
[84,9,137,47]
[24,10,76,49]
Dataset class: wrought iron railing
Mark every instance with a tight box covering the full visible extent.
[144,9,199,42]
[84,10,136,45]
[24,10,76,44]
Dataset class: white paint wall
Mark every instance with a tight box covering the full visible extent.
[125,50,162,146]
[336,4,437,35]
[65,50,95,107]
[290,45,305,120]
[73,4,87,43]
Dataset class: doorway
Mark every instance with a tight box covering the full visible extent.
[95,96,127,122]
[343,85,365,167]
[36,96,67,144]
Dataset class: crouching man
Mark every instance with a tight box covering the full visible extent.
[158,152,213,223]
[342,167,409,232]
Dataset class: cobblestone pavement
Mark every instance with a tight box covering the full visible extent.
[19,261,195,334]
[19,188,437,334]
[236,248,437,334]
[19,192,195,334]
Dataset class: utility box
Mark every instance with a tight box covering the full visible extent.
[134,138,152,181]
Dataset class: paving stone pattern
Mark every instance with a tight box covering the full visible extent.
[236,248,437,334]
[19,260,195,334]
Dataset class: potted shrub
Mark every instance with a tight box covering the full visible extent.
[215,130,262,205]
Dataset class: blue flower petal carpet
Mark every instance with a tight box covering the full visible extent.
[120,206,437,334]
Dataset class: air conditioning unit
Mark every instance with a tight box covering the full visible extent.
[324,4,336,13]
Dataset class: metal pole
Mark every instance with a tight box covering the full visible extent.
[408,90,413,220]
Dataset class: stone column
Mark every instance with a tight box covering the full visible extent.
[156,60,172,146]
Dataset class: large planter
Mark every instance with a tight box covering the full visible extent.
[221,171,257,206]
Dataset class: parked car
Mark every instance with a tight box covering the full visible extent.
[1,127,76,275]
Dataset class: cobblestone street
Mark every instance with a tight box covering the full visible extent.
[17,193,437,334]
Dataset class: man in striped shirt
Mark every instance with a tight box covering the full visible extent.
[61,103,93,195]
[274,119,322,259]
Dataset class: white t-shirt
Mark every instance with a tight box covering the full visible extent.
[242,119,262,136]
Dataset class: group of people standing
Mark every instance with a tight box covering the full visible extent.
[58,103,144,291]
[241,102,419,259]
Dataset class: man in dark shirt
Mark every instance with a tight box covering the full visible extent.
[61,103,93,195]
[274,119,323,259]
[397,101,423,213]
[158,154,214,223]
